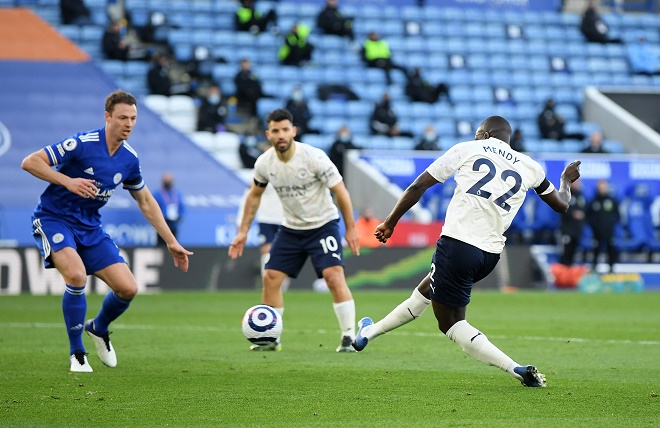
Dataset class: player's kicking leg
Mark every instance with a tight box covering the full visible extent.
[353,274,432,351]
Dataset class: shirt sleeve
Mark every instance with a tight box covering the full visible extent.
[44,136,82,166]
[426,143,463,183]
[253,154,268,186]
[122,159,145,191]
[316,151,342,188]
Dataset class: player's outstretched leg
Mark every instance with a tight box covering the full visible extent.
[85,319,117,367]
[445,319,547,387]
[352,287,430,351]
[70,350,93,372]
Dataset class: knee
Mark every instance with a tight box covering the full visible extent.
[115,285,138,300]
[65,270,88,287]
[322,268,347,291]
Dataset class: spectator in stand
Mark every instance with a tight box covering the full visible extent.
[405,67,451,105]
[102,20,130,61]
[316,0,355,42]
[510,128,525,152]
[361,32,408,86]
[235,0,278,35]
[559,180,587,267]
[278,23,315,66]
[147,52,173,96]
[414,125,440,151]
[627,32,660,76]
[60,0,92,25]
[581,131,610,154]
[234,58,266,119]
[586,180,620,272]
[196,85,227,133]
[355,208,382,248]
[328,126,361,179]
[284,86,319,139]
[370,93,414,138]
[580,0,622,44]
[152,172,186,246]
[238,131,266,169]
[537,98,585,141]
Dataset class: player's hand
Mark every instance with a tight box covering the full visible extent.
[374,222,394,244]
[228,232,247,259]
[562,160,581,183]
[68,177,98,199]
[167,243,194,272]
[345,228,360,256]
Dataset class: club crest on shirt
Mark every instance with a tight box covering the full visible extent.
[297,169,309,179]
[63,138,77,151]
[52,233,64,244]
[113,173,122,184]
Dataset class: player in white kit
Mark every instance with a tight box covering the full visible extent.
[229,109,360,352]
[352,116,581,387]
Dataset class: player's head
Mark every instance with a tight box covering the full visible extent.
[474,116,512,144]
[105,90,138,142]
[265,109,297,153]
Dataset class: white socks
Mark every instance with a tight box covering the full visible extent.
[446,320,519,378]
[363,288,431,341]
[333,300,356,339]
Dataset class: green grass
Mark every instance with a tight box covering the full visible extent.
[1,291,658,427]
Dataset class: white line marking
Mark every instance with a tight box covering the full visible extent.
[1,322,658,346]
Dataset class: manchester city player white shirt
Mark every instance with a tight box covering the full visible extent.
[253,141,342,230]
[426,137,554,254]
[34,127,144,228]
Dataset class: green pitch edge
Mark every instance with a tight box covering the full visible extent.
[346,247,435,288]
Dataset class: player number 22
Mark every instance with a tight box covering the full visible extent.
[466,158,522,212]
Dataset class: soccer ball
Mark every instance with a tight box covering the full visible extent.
[241,305,282,345]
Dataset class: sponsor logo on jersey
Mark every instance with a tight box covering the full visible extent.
[52,233,64,244]
[113,173,122,184]
[84,167,94,175]
[63,138,77,151]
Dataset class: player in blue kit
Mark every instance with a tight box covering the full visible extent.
[352,116,581,387]
[21,90,193,373]
[229,109,360,352]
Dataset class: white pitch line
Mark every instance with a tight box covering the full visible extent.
[1,322,658,346]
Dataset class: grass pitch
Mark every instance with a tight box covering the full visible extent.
[1,290,658,427]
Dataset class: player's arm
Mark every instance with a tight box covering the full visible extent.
[21,149,97,199]
[130,185,193,272]
[538,160,581,213]
[330,181,360,256]
[375,171,439,244]
[229,181,266,259]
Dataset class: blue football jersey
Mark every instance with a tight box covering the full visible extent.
[34,127,144,228]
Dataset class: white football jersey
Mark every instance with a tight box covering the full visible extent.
[254,142,342,230]
[426,137,554,253]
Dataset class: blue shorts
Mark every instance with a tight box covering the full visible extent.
[258,222,280,246]
[429,236,500,308]
[265,219,344,279]
[32,215,126,275]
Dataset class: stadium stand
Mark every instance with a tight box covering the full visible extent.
[0,0,659,254]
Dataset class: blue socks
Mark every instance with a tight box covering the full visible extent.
[92,291,132,335]
[62,285,86,355]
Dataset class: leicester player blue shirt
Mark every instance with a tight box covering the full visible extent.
[33,127,144,228]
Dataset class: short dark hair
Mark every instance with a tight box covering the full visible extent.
[105,90,137,113]
[478,115,512,143]
[266,109,293,125]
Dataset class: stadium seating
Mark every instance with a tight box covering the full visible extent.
[12,0,660,250]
